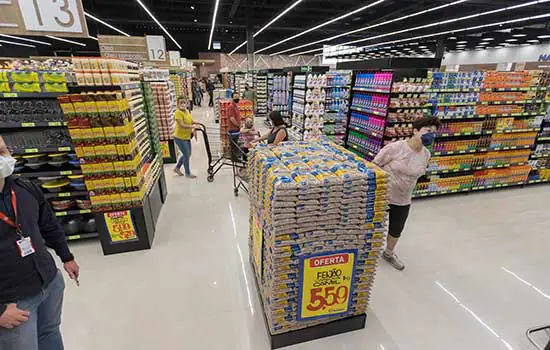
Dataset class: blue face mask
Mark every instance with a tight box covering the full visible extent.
[421,132,435,146]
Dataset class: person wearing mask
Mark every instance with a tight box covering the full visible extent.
[373,117,440,271]
[253,111,289,145]
[228,92,242,160]
[206,80,215,107]
[0,136,80,349]
[173,97,200,178]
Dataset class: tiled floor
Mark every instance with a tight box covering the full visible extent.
[61,106,550,350]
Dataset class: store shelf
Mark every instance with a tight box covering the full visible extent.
[348,142,376,159]
[353,87,391,93]
[348,125,383,139]
[432,145,532,156]
[437,112,540,120]
[435,128,540,138]
[434,99,548,107]
[531,153,550,159]
[428,86,550,93]
[66,232,99,241]
[12,146,72,155]
[44,191,88,199]
[0,92,67,99]
[426,162,529,175]
[413,179,549,198]
[55,209,92,217]
[0,121,67,128]
[17,168,82,178]
[537,136,550,142]
[350,106,387,116]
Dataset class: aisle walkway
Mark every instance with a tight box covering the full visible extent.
[62,106,550,350]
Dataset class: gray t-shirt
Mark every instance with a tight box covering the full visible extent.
[373,140,430,205]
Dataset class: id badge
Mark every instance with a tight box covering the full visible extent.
[16,237,36,257]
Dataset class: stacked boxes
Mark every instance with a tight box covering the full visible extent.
[150,82,176,140]
[58,91,146,211]
[248,141,388,335]
[73,58,139,87]
[142,82,161,156]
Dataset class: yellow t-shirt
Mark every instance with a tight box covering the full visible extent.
[174,109,193,140]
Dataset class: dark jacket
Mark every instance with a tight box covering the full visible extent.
[0,176,73,316]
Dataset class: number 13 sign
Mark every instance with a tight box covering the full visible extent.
[17,0,88,36]
[297,250,357,321]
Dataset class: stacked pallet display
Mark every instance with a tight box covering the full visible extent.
[290,73,328,141]
[324,71,352,145]
[0,58,98,242]
[248,141,388,343]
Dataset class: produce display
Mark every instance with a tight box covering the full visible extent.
[248,141,388,335]
[290,73,327,141]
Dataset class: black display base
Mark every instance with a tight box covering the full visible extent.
[95,176,164,255]
[249,258,367,349]
[158,168,168,203]
[162,139,177,164]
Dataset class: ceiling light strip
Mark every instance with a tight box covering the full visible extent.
[45,35,87,47]
[208,0,221,50]
[229,0,304,55]
[255,0,386,54]
[292,0,550,56]
[0,34,51,46]
[88,36,99,41]
[320,13,550,57]
[84,11,131,37]
[0,39,34,48]
[271,0,468,55]
[136,0,182,49]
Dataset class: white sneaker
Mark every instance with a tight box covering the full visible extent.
[383,251,405,271]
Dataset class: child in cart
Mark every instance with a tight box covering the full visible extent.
[239,118,259,161]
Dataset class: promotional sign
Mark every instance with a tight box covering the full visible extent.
[169,51,181,67]
[0,0,88,37]
[298,250,357,321]
[160,141,170,158]
[146,35,167,62]
[98,35,148,62]
[251,212,263,280]
[104,210,139,243]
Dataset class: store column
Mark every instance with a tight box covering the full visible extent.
[247,27,255,71]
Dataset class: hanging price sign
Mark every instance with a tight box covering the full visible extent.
[104,210,139,243]
[297,250,357,321]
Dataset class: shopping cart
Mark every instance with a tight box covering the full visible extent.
[195,123,231,182]
[527,324,550,349]
[228,134,249,196]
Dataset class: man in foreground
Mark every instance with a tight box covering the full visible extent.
[0,136,80,349]
[374,117,440,271]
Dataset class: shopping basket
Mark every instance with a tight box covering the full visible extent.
[527,324,550,349]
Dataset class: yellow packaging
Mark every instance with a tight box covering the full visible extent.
[103,176,115,189]
[92,127,105,139]
[80,163,92,174]
[82,146,96,157]
[103,126,115,138]
[102,162,114,173]
[113,177,125,189]
[104,144,117,157]
[80,128,94,140]
[94,145,105,157]
[91,163,104,174]
[85,178,96,190]
[123,177,133,189]
[114,125,127,138]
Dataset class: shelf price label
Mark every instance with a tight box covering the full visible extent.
[298,250,356,321]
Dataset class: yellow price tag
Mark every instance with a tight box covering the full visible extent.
[58,147,71,152]
[58,193,70,197]
[48,122,62,126]
[298,250,356,321]
[67,235,81,241]
[25,148,39,153]
[3,93,17,98]
[55,211,68,216]
[60,171,72,175]
[21,122,35,127]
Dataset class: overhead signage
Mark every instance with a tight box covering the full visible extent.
[146,35,167,62]
[0,0,88,37]
[98,35,148,62]
[539,54,550,62]
[169,51,181,67]
[297,250,357,321]
[213,41,221,50]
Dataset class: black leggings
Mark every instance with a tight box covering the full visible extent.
[388,204,410,238]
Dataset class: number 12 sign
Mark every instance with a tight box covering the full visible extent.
[297,250,357,321]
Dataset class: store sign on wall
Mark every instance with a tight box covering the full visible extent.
[0,0,88,37]
[297,250,357,321]
[539,54,550,62]
[104,210,139,243]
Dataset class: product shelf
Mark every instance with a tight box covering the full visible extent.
[0,92,67,99]
[348,125,383,139]
[16,169,82,178]
[432,144,532,156]
[426,161,529,175]
[437,112,541,120]
[350,106,386,116]
[44,191,89,199]
[413,179,549,198]
[11,146,72,155]
[428,86,550,93]
[0,121,67,128]
[55,209,92,217]
[66,232,99,241]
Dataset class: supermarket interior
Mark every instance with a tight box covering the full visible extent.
[0,0,550,349]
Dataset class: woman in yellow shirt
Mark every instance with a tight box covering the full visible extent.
[174,98,200,178]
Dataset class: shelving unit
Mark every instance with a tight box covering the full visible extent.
[256,71,268,117]
[0,62,97,243]
[324,70,352,146]
[267,70,290,126]
[289,70,329,141]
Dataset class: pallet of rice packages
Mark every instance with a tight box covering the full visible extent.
[248,141,388,335]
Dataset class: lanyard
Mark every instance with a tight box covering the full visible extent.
[0,189,18,230]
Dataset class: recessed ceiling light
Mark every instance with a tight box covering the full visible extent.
[191,5,195,9]
[505,38,518,42]
[194,19,198,22]
[512,33,527,37]
[456,40,467,44]
[481,38,494,41]
[527,39,539,43]
[448,36,457,40]
[418,45,427,48]
[538,35,550,39]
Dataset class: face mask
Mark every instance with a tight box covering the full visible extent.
[233,98,240,103]
[421,132,435,146]
[0,156,16,178]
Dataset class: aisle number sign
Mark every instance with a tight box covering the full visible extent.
[146,35,167,62]
[0,0,88,37]
[104,210,139,243]
[169,51,181,67]
[298,250,357,321]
